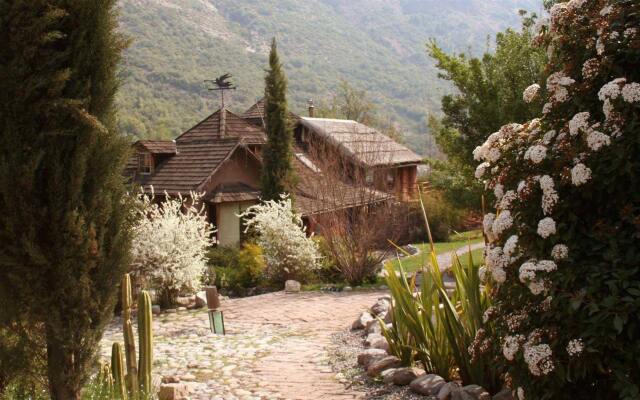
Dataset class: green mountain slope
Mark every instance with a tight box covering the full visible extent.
[117,0,541,154]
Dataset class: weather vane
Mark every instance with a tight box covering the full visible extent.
[205,73,237,110]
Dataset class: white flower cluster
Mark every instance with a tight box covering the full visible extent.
[539,175,558,215]
[499,190,517,210]
[503,335,525,361]
[582,58,599,79]
[523,84,541,103]
[505,311,527,332]
[524,145,547,164]
[621,82,640,103]
[551,244,569,260]
[131,190,215,296]
[519,260,557,295]
[566,339,584,356]
[503,235,519,257]
[546,71,575,103]
[483,213,496,241]
[537,217,556,238]
[523,343,555,376]
[569,112,590,136]
[586,129,611,151]
[485,245,509,283]
[598,78,626,101]
[571,163,592,186]
[493,210,513,237]
[240,195,320,282]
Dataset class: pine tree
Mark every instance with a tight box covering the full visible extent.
[0,1,132,398]
[261,38,296,201]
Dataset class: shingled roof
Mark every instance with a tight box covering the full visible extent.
[176,108,266,145]
[134,138,240,194]
[242,98,300,127]
[205,182,261,203]
[299,117,422,167]
[137,140,177,154]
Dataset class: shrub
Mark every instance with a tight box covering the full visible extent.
[239,196,320,285]
[475,2,640,398]
[398,190,467,243]
[205,243,266,296]
[131,191,214,308]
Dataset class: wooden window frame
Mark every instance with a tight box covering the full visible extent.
[138,152,153,175]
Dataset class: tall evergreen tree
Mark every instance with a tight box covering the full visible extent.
[261,38,296,201]
[0,1,132,399]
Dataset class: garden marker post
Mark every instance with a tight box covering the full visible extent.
[205,286,225,335]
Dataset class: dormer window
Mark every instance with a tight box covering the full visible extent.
[138,152,153,175]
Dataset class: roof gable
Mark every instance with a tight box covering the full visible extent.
[136,140,177,154]
[176,108,266,145]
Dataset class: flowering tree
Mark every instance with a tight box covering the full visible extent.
[239,196,320,284]
[474,1,640,398]
[131,191,215,308]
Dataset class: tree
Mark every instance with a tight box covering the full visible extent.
[427,12,547,210]
[261,38,296,201]
[239,196,320,285]
[130,192,215,308]
[0,1,132,398]
[477,1,640,398]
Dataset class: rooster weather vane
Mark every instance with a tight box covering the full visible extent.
[205,73,237,110]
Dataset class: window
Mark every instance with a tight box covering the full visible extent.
[138,152,153,174]
[387,170,395,189]
[365,170,374,185]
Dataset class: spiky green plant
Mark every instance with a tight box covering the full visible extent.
[137,291,153,397]
[121,274,138,397]
[111,343,127,400]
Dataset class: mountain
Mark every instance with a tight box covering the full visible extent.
[116,0,542,154]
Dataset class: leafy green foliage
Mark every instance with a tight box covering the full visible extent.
[0,1,133,398]
[206,243,266,296]
[427,13,547,210]
[261,39,296,201]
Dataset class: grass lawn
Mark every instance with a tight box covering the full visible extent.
[386,230,484,272]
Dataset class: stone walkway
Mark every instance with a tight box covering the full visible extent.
[101,290,384,400]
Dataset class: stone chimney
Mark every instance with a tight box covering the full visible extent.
[307,99,315,117]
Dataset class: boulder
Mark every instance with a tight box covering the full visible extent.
[367,355,402,377]
[357,348,388,368]
[194,291,207,308]
[451,389,476,400]
[365,319,382,334]
[164,308,177,314]
[175,296,193,308]
[371,298,391,316]
[343,286,353,291]
[381,368,397,384]
[352,311,374,330]
[158,383,189,400]
[152,305,161,316]
[390,367,425,386]
[161,375,180,384]
[364,333,389,352]
[437,382,462,400]
[492,389,514,400]
[284,280,301,293]
[462,384,491,400]
[410,374,446,396]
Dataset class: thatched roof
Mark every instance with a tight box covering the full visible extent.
[299,117,422,167]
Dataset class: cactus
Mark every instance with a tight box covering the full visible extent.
[96,362,115,399]
[121,274,138,397]
[111,342,127,400]
[137,290,153,396]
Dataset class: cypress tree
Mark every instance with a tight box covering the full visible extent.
[0,1,132,399]
[261,38,296,201]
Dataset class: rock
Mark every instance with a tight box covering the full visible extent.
[390,367,425,386]
[175,296,193,307]
[437,382,461,400]
[195,291,207,308]
[365,319,382,334]
[366,355,402,377]
[357,348,388,368]
[164,308,177,314]
[177,306,187,312]
[378,285,389,290]
[383,310,393,323]
[152,305,161,316]
[463,384,491,400]
[451,389,476,400]
[284,280,301,293]
[492,389,514,400]
[364,333,389,351]
[179,373,196,381]
[371,298,391,316]
[352,311,374,330]
[382,368,397,384]
[410,374,446,396]
[159,383,189,400]
[161,375,180,384]
[343,286,353,291]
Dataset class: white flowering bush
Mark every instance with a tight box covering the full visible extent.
[475,1,640,398]
[131,190,215,307]
[239,196,320,284]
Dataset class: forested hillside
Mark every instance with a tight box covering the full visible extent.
[117,0,541,154]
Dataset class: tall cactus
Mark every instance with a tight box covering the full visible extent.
[121,274,138,396]
[137,290,153,397]
[111,342,127,400]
